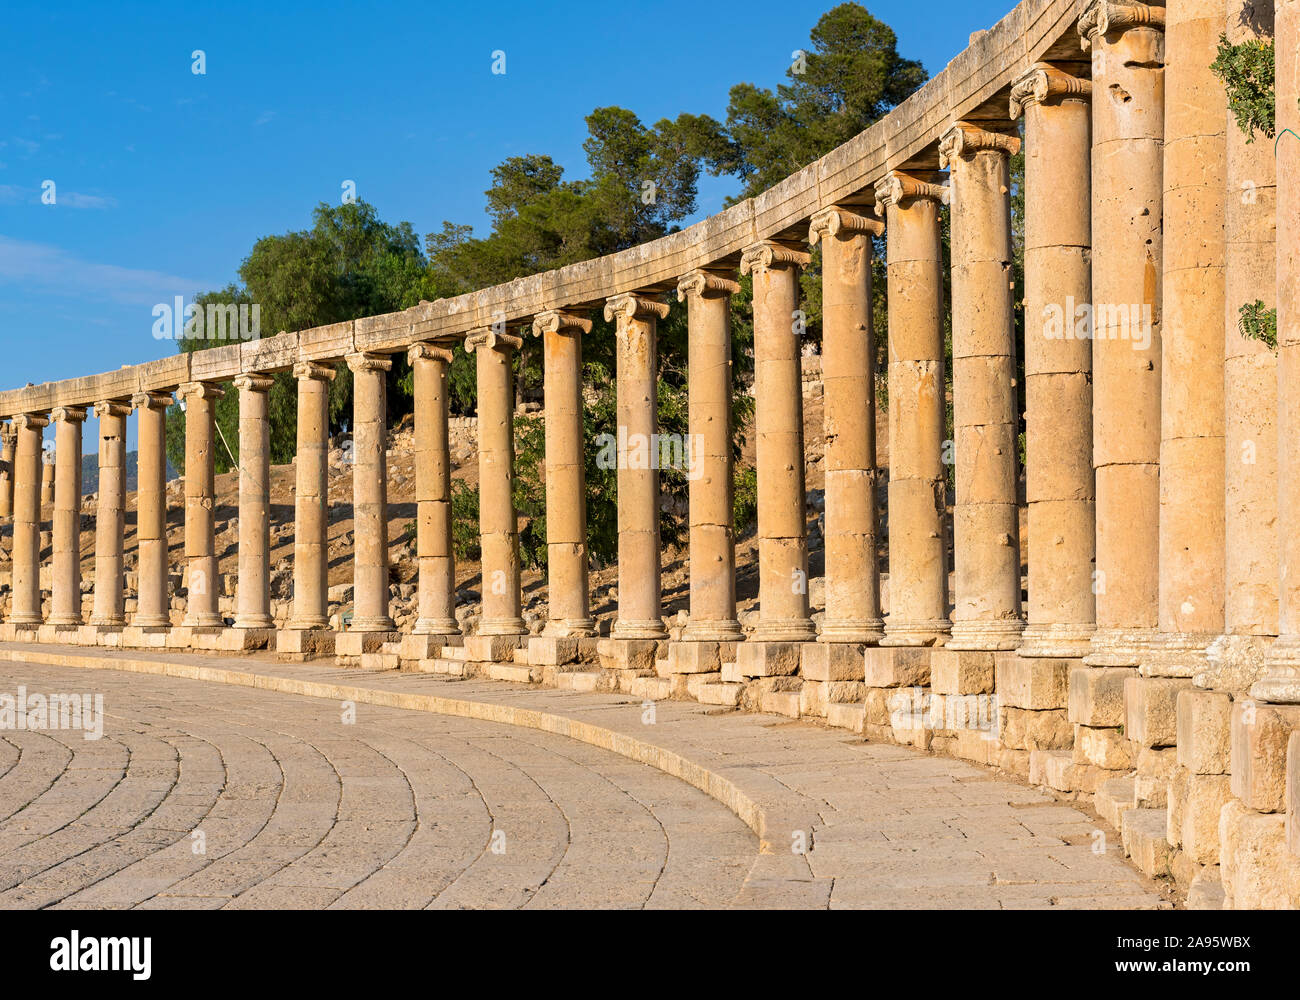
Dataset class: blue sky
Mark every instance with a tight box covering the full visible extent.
[1,0,1012,450]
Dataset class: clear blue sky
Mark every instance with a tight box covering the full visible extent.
[1,0,1011,450]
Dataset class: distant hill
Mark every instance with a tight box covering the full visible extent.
[80,453,178,496]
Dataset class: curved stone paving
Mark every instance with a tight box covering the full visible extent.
[0,651,1169,909]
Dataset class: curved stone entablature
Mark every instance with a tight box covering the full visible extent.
[0,0,1085,418]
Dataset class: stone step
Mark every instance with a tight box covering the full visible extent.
[359,652,400,671]
[825,702,864,733]
[414,658,467,676]
[628,675,674,701]
[442,646,471,661]
[512,646,531,665]
[684,672,723,700]
[1096,777,1138,830]
[696,682,742,707]
[760,690,801,719]
[1121,807,1173,879]
[554,670,601,693]
[1187,865,1226,910]
[487,663,537,684]
[1028,749,1069,787]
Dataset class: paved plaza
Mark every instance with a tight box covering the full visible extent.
[0,650,1168,909]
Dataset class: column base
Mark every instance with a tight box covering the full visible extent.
[463,634,524,663]
[1083,627,1158,668]
[1139,631,1218,679]
[7,614,44,627]
[336,630,400,659]
[413,618,463,636]
[1250,636,1300,703]
[612,618,669,641]
[1018,623,1095,659]
[818,619,885,644]
[89,616,127,629]
[947,619,1025,652]
[276,628,336,661]
[183,613,226,629]
[880,618,950,647]
[131,615,173,629]
[662,640,737,675]
[750,618,817,643]
[735,640,807,678]
[400,633,463,661]
[286,617,330,631]
[478,618,528,637]
[45,615,83,628]
[349,616,396,632]
[234,615,275,630]
[801,642,868,681]
[680,620,744,643]
[541,618,597,639]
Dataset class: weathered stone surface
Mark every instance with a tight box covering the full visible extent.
[1176,689,1232,775]
[929,648,996,695]
[1124,676,1191,748]
[994,653,1071,710]
[863,646,931,688]
[998,707,1071,751]
[1073,724,1132,771]
[1219,799,1291,910]
[1069,666,1134,727]
[1230,701,1300,813]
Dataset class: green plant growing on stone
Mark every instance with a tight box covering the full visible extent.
[1211,33,1276,141]
[1239,299,1278,350]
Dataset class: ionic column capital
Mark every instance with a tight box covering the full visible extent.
[1078,0,1165,49]
[1009,63,1093,119]
[531,310,593,337]
[50,406,88,425]
[293,361,337,383]
[232,373,276,394]
[676,269,740,302]
[739,241,811,275]
[13,413,49,431]
[464,328,524,354]
[406,341,456,364]
[93,400,133,419]
[345,352,394,374]
[873,171,949,214]
[131,391,174,412]
[939,122,1022,168]
[808,206,885,244]
[176,380,226,402]
[603,293,671,324]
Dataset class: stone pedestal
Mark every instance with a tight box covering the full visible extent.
[809,207,886,644]
[741,241,816,646]
[677,271,743,642]
[178,381,226,628]
[533,313,596,638]
[466,329,527,639]
[409,343,461,637]
[604,294,671,641]
[873,173,951,647]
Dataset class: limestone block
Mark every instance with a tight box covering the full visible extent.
[1180,773,1232,867]
[1219,799,1291,909]
[929,648,995,695]
[1096,777,1137,830]
[800,642,867,682]
[1230,701,1300,813]
[1121,808,1172,878]
[1073,724,1133,770]
[1186,866,1225,910]
[998,707,1071,751]
[1176,689,1232,775]
[1289,732,1300,859]
[1124,676,1191,748]
[1068,666,1135,727]
[527,636,580,667]
[799,680,826,718]
[597,638,659,673]
[994,653,1071,710]
[825,702,864,733]
[863,646,930,687]
[735,641,803,678]
[863,687,892,728]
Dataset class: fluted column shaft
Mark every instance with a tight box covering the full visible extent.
[605,295,671,640]
[677,272,743,641]
[346,354,395,632]
[809,209,886,643]
[1013,65,1096,658]
[132,393,172,628]
[91,401,130,627]
[10,414,48,625]
[1081,0,1166,667]
[1223,0,1278,647]
[288,363,334,629]
[1149,0,1228,676]
[178,381,225,628]
[1254,0,1300,700]
[942,124,1026,651]
[874,173,951,646]
[742,242,817,642]
[467,331,526,636]
[234,374,274,629]
[534,313,595,637]
[49,407,87,626]
[409,343,460,635]
[0,425,15,519]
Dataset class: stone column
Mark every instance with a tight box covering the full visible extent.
[1254,0,1300,702]
[873,172,951,647]
[233,374,275,629]
[604,294,671,642]
[940,123,1026,651]
[1011,64,1096,659]
[409,342,460,636]
[741,241,816,649]
[287,363,334,630]
[1079,0,1166,669]
[9,414,48,625]
[533,312,596,638]
[177,381,225,629]
[48,406,87,627]
[466,330,527,639]
[40,456,55,513]
[345,353,396,634]
[0,423,15,519]
[1219,0,1278,682]
[677,271,743,642]
[90,401,131,627]
[809,208,885,644]
[132,392,172,628]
